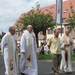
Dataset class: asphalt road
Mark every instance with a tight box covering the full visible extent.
[0,55,75,75]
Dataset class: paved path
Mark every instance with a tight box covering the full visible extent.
[38,60,75,75]
[0,55,75,75]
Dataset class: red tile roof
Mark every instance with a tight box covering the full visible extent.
[13,0,75,26]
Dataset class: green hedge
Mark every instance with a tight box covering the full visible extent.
[38,54,75,61]
[38,54,52,60]
[0,51,2,55]
[72,53,75,60]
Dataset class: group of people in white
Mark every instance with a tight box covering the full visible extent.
[1,25,74,75]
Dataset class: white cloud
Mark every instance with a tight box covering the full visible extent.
[0,0,67,32]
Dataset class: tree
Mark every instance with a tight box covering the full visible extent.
[67,3,75,30]
[15,23,24,36]
[19,2,55,46]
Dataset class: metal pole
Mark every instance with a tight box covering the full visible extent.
[61,0,62,36]
[56,0,63,36]
[61,23,62,36]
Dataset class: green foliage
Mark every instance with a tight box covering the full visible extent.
[38,54,52,60]
[67,3,75,30]
[72,53,75,60]
[20,2,55,34]
[15,23,24,32]
[17,2,55,46]
[0,52,2,55]
[38,54,75,61]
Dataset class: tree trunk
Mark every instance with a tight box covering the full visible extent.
[35,33,39,47]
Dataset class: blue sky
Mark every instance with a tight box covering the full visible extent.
[0,0,67,32]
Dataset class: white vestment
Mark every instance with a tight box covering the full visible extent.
[60,36,73,72]
[1,33,19,75]
[19,31,38,75]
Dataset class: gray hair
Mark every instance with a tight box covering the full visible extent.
[27,25,32,29]
[9,26,15,31]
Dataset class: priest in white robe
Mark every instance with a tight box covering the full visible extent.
[1,26,19,75]
[19,25,38,75]
[60,29,73,73]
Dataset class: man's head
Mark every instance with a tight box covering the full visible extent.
[9,26,15,35]
[54,29,59,37]
[27,25,33,33]
[65,29,70,36]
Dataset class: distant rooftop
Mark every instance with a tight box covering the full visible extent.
[13,0,75,27]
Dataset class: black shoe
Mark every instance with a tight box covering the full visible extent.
[52,67,55,73]
[20,72,25,75]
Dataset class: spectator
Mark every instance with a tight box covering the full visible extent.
[39,42,44,55]
[44,42,49,54]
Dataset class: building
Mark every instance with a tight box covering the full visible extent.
[13,0,75,46]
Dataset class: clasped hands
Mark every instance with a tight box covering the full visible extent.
[65,41,73,46]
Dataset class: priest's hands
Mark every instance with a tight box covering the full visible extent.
[22,52,25,54]
[65,42,73,46]
[69,41,73,45]
[27,55,31,63]
[65,43,70,46]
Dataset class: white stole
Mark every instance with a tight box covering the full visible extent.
[7,33,17,75]
[63,34,72,67]
[25,30,32,66]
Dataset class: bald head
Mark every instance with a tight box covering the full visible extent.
[27,25,33,32]
[65,29,70,36]
[27,25,32,28]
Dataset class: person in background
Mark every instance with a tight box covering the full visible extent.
[39,42,44,55]
[44,42,49,54]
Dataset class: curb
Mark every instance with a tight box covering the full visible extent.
[38,60,75,63]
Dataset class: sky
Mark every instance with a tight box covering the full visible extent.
[0,0,67,32]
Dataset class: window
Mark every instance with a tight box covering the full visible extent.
[43,30,46,35]
[58,28,64,33]
[45,9,48,11]
[48,29,53,34]
[64,9,68,13]
[62,18,66,23]
[50,6,54,9]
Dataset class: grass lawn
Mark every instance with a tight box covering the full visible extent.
[72,53,75,60]
[38,54,52,60]
[0,51,75,61]
[0,51,2,55]
[38,53,75,61]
